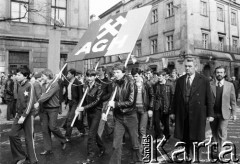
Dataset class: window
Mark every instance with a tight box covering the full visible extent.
[231,11,237,26]
[51,0,67,26]
[152,9,158,23]
[167,2,174,17]
[150,39,158,54]
[11,0,29,22]
[218,36,224,51]
[136,42,142,56]
[166,35,174,51]
[200,1,207,16]
[232,38,238,52]
[202,33,209,49]
[217,6,224,21]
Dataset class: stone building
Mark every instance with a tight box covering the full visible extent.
[97,0,240,79]
[0,0,89,74]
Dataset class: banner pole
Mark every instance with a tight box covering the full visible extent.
[46,63,67,93]
[124,52,132,68]
[71,58,100,127]
[71,87,89,127]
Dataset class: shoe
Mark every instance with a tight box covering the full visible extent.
[16,158,26,164]
[40,150,53,155]
[98,149,105,157]
[61,142,67,150]
[81,158,94,164]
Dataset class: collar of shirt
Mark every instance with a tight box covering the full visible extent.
[89,81,95,89]
[20,79,28,86]
[69,77,75,84]
[216,79,225,87]
[186,73,195,85]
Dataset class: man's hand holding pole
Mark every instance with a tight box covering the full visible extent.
[71,87,89,127]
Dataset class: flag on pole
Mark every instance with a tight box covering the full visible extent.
[66,6,152,62]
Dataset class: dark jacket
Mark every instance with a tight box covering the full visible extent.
[83,81,103,113]
[4,78,14,101]
[65,78,83,104]
[136,80,154,111]
[172,73,213,141]
[154,80,174,114]
[96,77,112,102]
[16,80,35,117]
[38,80,60,109]
[113,75,137,116]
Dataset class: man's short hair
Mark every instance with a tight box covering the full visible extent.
[184,57,197,66]
[215,65,226,73]
[131,68,142,76]
[42,69,53,79]
[68,68,76,76]
[145,67,153,73]
[17,66,30,79]
[112,64,126,73]
[86,69,98,76]
[34,72,42,79]
[98,66,107,73]
[156,70,167,76]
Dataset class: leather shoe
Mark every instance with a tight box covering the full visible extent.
[98,149,105,157]
[40,150,53,155]
[81,158,94,164]
[61,142,67,150]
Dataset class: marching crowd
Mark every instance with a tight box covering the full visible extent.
[0,57,239,164]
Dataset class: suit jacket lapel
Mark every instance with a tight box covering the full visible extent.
[210,81,216,97]
[190,73,201,97]
[180,74,187,101]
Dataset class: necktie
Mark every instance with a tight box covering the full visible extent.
[218,81,221,87]
[186,76,191,90]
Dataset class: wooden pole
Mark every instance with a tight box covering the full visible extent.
[71,87,89,127]
[71,58,100,127]
[46,63,67,93]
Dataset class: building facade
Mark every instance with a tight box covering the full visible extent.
[98,0,240,79]
[0,0,89,74]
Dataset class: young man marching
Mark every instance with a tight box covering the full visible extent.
[108,64,142,164]
[75,69,105,164]
[34,69,67,155]
[154,70,174,141]
[64,68,84,140]
[131,68,154,143]
[9,66,38,164]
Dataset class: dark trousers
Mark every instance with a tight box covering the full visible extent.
[87,110,104,159]
[109,112,142,164]
[40,108,66,151]
[65,101,85,138]
[153,110,163,139]
[160,113,170,137]
[9,114,38,164]
[6,100,14,120]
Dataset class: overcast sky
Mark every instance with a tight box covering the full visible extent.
[89,0,121,17]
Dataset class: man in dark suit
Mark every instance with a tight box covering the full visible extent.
[210,66,236,153]
[171,57,214,160]
[64,69,84,140]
